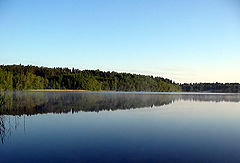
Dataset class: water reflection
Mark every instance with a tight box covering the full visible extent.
[0,115,26,144]
[0,92,239,144]
[0,92,240,161]
[0,91,239,116]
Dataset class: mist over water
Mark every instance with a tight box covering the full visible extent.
[1,91,239,115]
[0,91,240,162]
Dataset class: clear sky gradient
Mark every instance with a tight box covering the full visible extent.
[0,0,240,83]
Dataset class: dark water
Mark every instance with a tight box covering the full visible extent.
[0,91,240,162]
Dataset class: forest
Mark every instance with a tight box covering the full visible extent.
[181,83,240,93]
[0,64,239,93]
[0,64,180,92]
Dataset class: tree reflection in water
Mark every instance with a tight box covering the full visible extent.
[0,91,239,144]
[0,91,239,116]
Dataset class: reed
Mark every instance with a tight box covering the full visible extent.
[0,94,5,106]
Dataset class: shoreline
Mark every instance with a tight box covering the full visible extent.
[22,89,239,94]
[26,89,88,92]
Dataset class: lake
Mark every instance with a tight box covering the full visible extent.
[0,91,240,162]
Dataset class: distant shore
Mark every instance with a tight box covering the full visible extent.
[27,89,88,92]
[1,65,239,93]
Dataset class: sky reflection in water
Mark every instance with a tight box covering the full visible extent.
[0,91,240,162]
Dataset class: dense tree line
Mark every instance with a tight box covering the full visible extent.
[0,65,180,92]
[181,83,240,93]
[0,65,239,92]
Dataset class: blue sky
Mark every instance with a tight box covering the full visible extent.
[0,0,240,83]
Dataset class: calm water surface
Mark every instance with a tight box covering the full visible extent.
[0,91,240,162]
